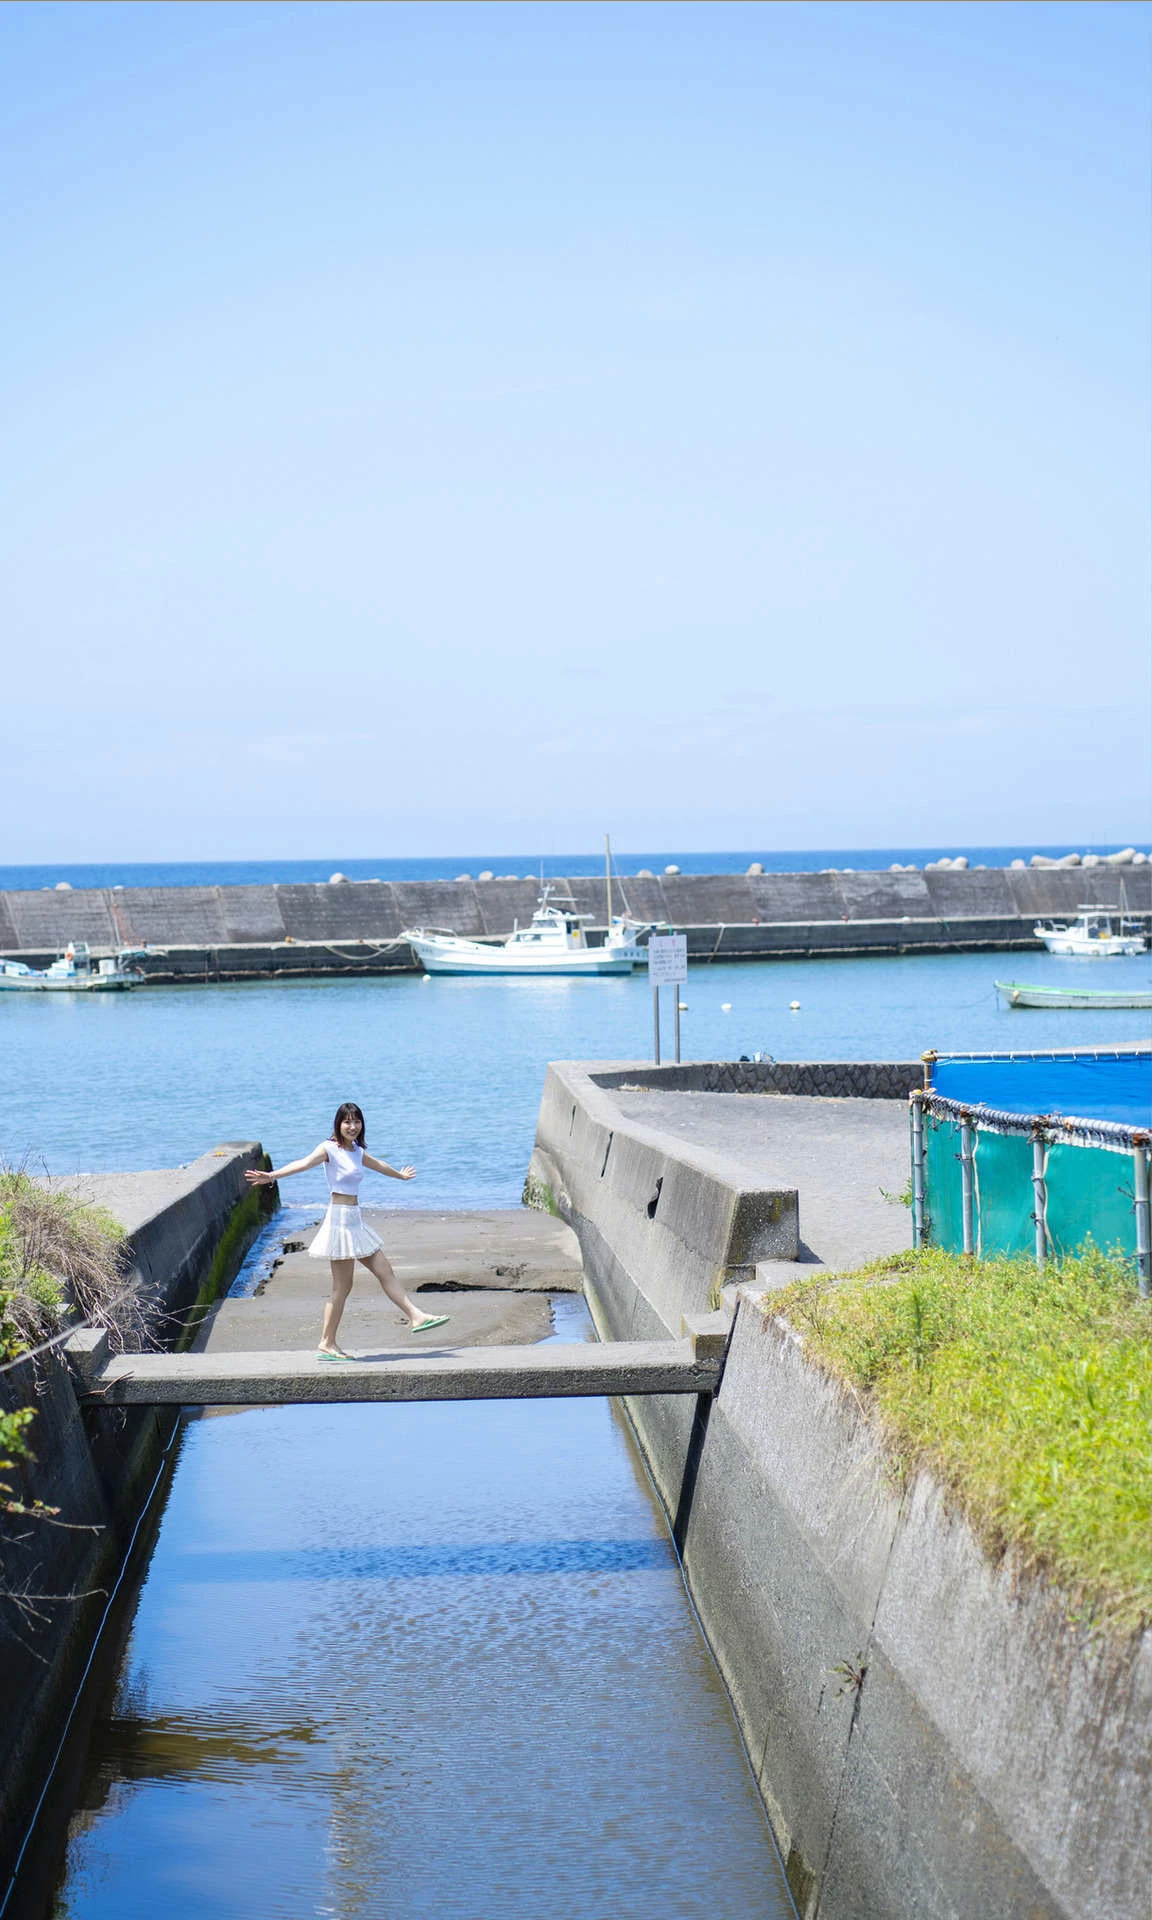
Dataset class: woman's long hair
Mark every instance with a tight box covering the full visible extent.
[331,1101,366,1148]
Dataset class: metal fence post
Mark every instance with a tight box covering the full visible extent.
[673,991,681,1064]
[960,1116,976,1257]
[910,1092,926,1248]
[1134,1139,1151,1299]
[1031,1129,1048,1270]
[652,979,661,1065]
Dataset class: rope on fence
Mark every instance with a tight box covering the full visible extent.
[921,1090,1149,1154]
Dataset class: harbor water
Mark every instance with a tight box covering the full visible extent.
[3,947,1149,1916]
[2,949,1149,1194]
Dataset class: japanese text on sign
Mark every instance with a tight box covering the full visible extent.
[647,934,688,985]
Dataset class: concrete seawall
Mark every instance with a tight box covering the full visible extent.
[3,867,1149,977]
[529,1062,1151,1920]
[0,1146,267,1881]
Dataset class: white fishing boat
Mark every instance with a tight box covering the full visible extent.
[0,942,144,993]
[404,885,651,977]
[1032,904,1146,958]
[996,979,1152,1011]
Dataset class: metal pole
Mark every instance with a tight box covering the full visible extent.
[960,1117,976,1257]
[1031,1131,1047,1271]
[910,1092,926,1248]
[673,991,681,1064]
[1134,1141,1151,1299]
[652,979,661,1065]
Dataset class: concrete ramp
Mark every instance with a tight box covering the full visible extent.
[69,1335,721,1406]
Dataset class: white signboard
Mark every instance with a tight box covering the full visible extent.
[647,933,688,985]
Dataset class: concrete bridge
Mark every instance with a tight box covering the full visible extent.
[66,1326,726,1405]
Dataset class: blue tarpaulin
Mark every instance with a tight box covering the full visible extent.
[930,1051,1151,1127]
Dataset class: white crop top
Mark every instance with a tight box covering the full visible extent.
[324,1141,364,1195]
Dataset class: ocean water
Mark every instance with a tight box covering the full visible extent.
[0,845,1143,893]
[1,948,1148,1197]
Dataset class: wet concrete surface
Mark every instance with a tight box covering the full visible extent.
[195,1208,580,1355]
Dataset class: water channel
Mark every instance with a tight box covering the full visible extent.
[3,952,1148,1914]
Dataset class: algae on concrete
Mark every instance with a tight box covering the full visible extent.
[176,1167,276,1350]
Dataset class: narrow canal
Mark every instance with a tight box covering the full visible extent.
[13,1298,793,1918]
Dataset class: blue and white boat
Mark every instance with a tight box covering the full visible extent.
[0,942,143,992]
[403,886,650,977]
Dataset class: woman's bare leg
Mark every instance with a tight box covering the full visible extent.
[359,1249,443,1328]
[319,1259,355,1352]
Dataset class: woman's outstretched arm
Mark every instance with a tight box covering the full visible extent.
[362,1152,416,1181]
[245,1143,329,1187]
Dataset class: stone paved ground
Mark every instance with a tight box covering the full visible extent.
[196,1208,582,1355]
[610,1090,912,1274]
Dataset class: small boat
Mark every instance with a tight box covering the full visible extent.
[403,885,651,976]
[1032,904,1146,958]
[996,979,1152,1010]
[0,942,144,993]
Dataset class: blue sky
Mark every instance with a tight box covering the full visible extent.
[3,1,1148,859]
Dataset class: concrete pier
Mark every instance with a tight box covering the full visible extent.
[3,865,1148,977]
[530,1061,1152,1920]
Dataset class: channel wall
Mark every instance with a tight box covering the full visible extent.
[0,1145,267,1882]
[3,866,1149,977]
[528,1061,1151,1920]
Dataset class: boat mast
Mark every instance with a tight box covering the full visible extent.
[605,834,613,928]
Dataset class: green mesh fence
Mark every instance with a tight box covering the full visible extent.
[924,1112,1141,1262]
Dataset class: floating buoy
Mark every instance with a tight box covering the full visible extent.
[721,1002,732,1012]
[790,1000,801,1010]
[678,1001,688,1011]
[421,974,432,984]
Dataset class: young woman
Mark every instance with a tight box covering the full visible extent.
[245,1101,449,1359]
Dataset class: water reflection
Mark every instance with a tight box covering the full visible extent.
[79,1709,323,1800]
[171,1538,675,1582]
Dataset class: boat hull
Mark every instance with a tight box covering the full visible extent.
[407,938,637,977]
[0,973,139,993]
[996,980,1152,1010]
[1036,935,1146,958]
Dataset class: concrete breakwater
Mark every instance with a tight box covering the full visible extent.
[0,1146,267,1885]
[3,866,1150,978]
[528,1061,1151,1920]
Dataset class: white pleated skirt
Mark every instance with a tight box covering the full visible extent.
[308,1202,385,1261]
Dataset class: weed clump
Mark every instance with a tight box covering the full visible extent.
[771,1246,1152,1634]
[0,1170,137,1352]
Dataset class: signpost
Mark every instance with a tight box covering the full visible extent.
[647,934,687,1063]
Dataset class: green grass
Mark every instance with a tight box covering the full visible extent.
[771,1246,1152,1634]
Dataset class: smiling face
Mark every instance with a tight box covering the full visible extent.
[331,1101,366,1150]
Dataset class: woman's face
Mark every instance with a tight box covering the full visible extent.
[340,1115,362,1144]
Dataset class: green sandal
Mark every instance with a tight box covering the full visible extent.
[411,1315,450,1334]
[316,1349,356,1362]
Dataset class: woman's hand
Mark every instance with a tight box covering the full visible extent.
[395,1165,416,1181]
[245,1169,276,1186]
